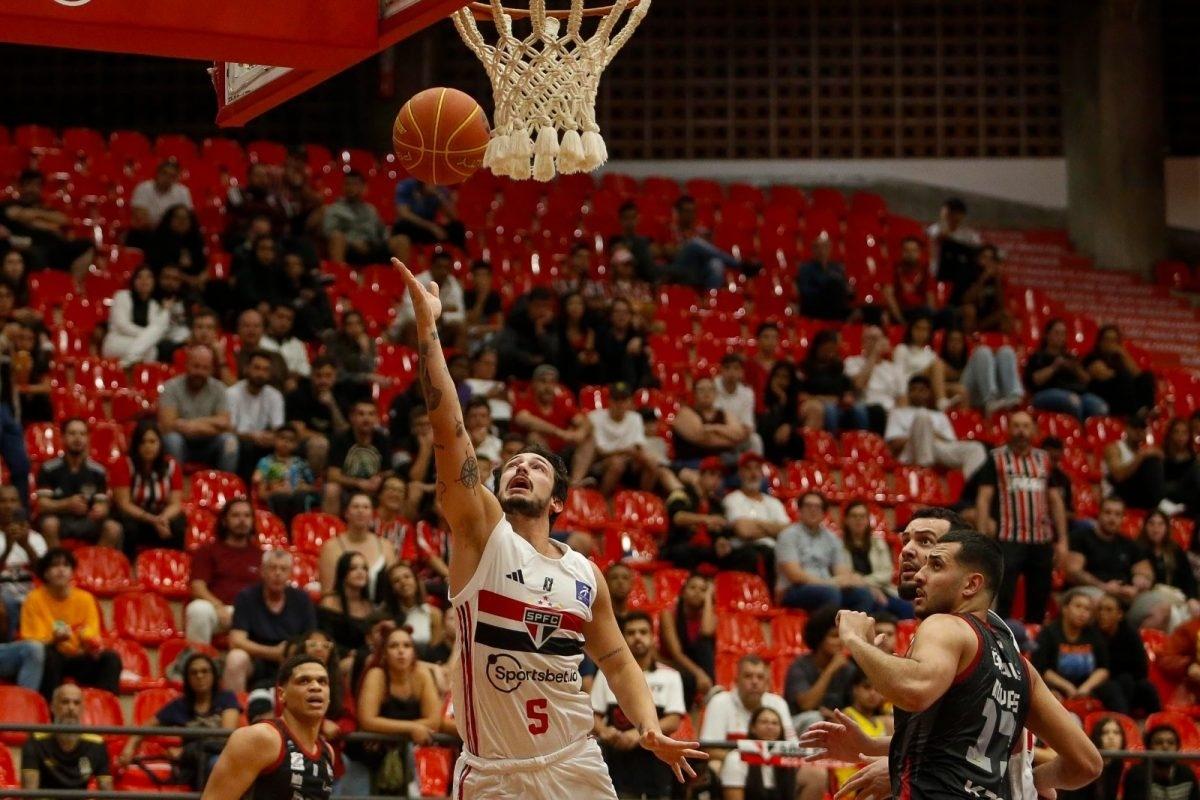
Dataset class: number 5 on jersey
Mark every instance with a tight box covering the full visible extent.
[526,698,549,735]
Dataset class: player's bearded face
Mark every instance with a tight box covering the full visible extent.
[898,528,938,600]
[498,455,554,516]
[912,548,963,618]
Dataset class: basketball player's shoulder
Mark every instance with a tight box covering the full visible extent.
[224,720,284,768]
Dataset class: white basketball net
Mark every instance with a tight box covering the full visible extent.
[452,0,650,181]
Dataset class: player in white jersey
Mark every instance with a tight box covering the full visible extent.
[801,508,1099,800]
[395,260,705,800]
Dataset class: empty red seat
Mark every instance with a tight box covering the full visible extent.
[131,686,184,757]
[291,512,346,556]
[555,488,610,534]
[839,430,894,467]
[717,613,770,656]
[1085,416,1126,449]
[0,685,49,744]
[254,509,290,550]
[130,362,178,397]
[289,549,321,599]
[780,461,834,500]
[0,746,17,788]
[136,549,192,600]
[770,612,810,657]
[183,504,218,552]
[801,429,839,466]
[415,746,454,798]
[652,568,689,609]
[24,422,62,465]
[190,470,247,511]
[103,635,162,693]
[611,490,668,537]
[114,591,179,645]
[625,576,654,611]
[713,572,775,616]
[81,686,127,759]
[73,546,133,597]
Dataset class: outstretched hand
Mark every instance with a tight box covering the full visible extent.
[834,756,890,800]
[640,729,707,783]
[799,708,877,763]
[393,258,442,325]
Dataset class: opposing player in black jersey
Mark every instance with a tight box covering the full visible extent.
[202,654,335,800]
[836,531,1100,799]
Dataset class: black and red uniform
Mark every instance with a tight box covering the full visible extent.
[890,613,1031,800]
[244,718,334,800]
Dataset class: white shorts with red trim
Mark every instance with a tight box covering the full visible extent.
[452,736,618,800]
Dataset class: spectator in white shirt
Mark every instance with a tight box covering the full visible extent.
[226,351,285,480]
[885,375,987,477]
[701,655,825,800]
[586,382,671,496]
[101,266,172,367]
[844,325,904,413]
[130,160,193,231]
[261,304,311,381]
[392,252,466,347]
[723,452,790,557]
[714,354,756,432]
[891,315,949,407]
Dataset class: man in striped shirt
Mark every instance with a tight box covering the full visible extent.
[974,411,1068,623]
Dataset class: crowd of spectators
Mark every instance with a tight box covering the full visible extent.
[0,142,1196,798]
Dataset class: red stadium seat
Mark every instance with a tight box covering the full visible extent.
[715,652,739,690]
[24,422,62,465]
[254,509,290,550]
[717,613,770,656]
[131,686,184,757]
[770,612,809,657]
[136,549,192,600]
[1173,517,1195,551]
[713,572,775,616]
[947,408,987,442]
[73,546,133,597]
[0,746,17,789]
[183,504,218,552]
[1085,416,1126,449]
[190,470,247,511]
[801,429,840,467]
[611,490,668,537]
[651,569,689,609]
[289,549,321,599]
[1144,711,1200,752]
[554,488,610,534]
[780,461,834,500]
[113,591,179,646]
[625,576,654,612]
[291,512,347,556]
[103,635,162,693]
[88,422,127,468]
[0,685,49,744]
[130,362,178,398]
[415,746,455,798]
[81,687,127,759]
[838,430,894,467]
[157,638,220,687]
[771,655,792,696]
[895,619,919,655]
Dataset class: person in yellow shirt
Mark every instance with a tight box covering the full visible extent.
[19,548,121,698]
[831,670,892,795]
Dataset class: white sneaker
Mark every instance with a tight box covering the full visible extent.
[1159,498,1187,516]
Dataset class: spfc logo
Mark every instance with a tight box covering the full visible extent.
[523,607,562,648]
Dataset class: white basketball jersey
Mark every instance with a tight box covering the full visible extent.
[450,516,598,760]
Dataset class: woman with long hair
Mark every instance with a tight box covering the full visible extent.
[658,573,716,709]
[146,204,207,281]
[318,552,378,652]
[322,310,379,407]
[939,327,1024,412]
[1162,417,1200,514]
[891,315,948,405]
[799,329,868,432]
[318,492,395,598]
[112,419,185,557]
[1129,510,1199,630]
[1095,593,1161,717]
[378,561,445,661]
[757,361,805,463]
[102,265,172,366]
[720,706,796,800]
[1025,318,1108,421]
[115,653,240,781]
[840,501,912,619]
[556,291,602,390]
[1084,324,1156,417]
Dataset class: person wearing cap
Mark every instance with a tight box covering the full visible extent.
[775,492,876,612]
[512,363,596,486]
[662,456,731,571]
[722,452,790,584]
[1103,409,1168,512]
[586,382,675,496]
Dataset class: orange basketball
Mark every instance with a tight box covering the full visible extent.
[393,87,490,186]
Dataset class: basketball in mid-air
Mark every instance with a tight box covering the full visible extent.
[392,87,490,185]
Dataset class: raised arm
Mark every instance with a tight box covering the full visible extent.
[395,260,503,592]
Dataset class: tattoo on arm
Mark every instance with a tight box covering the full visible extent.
[597,646,622,663]
[455,418,465,438]
[458,456,479,490]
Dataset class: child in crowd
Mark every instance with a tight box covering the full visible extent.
[252,424,318,526]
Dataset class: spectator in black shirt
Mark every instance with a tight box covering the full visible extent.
[495,287,560,380]
[1042,436,1094,542]
[272,252,334,342]
[463,260,503,340]
[662,457,728,571]
[35,419,121,548]
[1123,726,1200,800]
[21,684,112,793]
[800,330,868,432]
[323,400,391,515]
[285,355,347,475]
[1066,497,1152,604]
[1032,588,1127,712]
[595,297,652,387]
[612,201,656,281]
[2,170,94,276]
[1162,417,1200,514]
[758,361,806,464]
[1084,324,1155,418]
[796,234,853,321]
[1025,318,1109,421]
[145,204,207,280]
[1095,592,1161,716]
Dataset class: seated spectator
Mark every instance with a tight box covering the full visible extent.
[145,203,206,279]
[1103,409,1166,512]
[322,171,388,265]
[673,376,751,468]
[463,260,503,339]
[959,244,1013,335]
[1,250,30,307]
[261,303,311,383]
[2,170,94,275]
[251,424,318,527]
[841,501,912,618]
[1132,510,1197,630]
[229,232,282,317]
[776,492,874,612]
[392,252,467,348]
[232,309,289,390]
[7,320,53,424]
[388,178,466,263]
[724,453,790,576]
[185,498,262,645]
[891,315,949,406]
[659,573,716,708]
[322,310,378,408]
[662,195,752,290]
[588,382,667,496]
[512,364,595,485]
[464,397,502,471]
[744,321,783,400]
[111,419,185,556]
[1094,592,1161,716]
[604,562,635,620]
[272,253,335,342]
[1059,717,1127,800]
[1025,318,1108,421]
[224,163,286,249]
[1033,589,1126,712]
[0,487,46,629]
[556,291,603,390]
[1161,417,1200,515]
[844,326,904,421]
[224,548,316,692]
[36,419,120,548]
[595,297,653,388]
[20,684,113,793]
[344,627,440,795]
[800,330,868,432]
[116,653,240,787]
[938,328,1024,413]
[796,234,852,321]
[612,201,656,280]
[159,345,238,473]
[20,548,121,696]
[318,493,396,598]
[719,706,796,800]
[285,355,346,476]
[881,236,936,325]
[101,265,172,367]
[607,244,655,319]
[375,477,433,558]
[885,375,987,477]
[714,354,758,442]
[156,263,198,359]
[318,552,377,653]
[784,605,857,733]
[592,611,686,800]
[928,198,982,306]
[227,350,285,479]
[757,360,807,463]
[279,147,324,242]
[661,457,729,571]
[1122,725,1200,800]
[398,405,437,486]
[378,561,445,661]
[1085,324,1155,417]
[171,308,228,374]
[1066,497,1152,605]
[324,400,391,515]
[130,160,193,233]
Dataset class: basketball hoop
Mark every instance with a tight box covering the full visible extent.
[452,0,650,181]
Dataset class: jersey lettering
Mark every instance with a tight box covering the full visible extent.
[526,698,549,734]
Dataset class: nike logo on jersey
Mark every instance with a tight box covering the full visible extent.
[506,570,525,584]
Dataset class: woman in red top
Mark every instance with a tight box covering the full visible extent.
[112,419,185,557]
